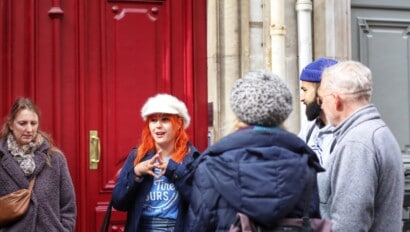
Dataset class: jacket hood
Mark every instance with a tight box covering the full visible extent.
[201,127,322,225]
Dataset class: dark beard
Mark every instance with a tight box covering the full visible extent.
[305,101,321,121]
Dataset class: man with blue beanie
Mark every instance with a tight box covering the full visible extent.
[298,58,338,165]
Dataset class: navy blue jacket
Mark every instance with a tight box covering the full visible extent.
[112,143,200,232]
[188,126,324,231]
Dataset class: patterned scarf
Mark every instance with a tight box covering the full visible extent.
[7,133,44,176]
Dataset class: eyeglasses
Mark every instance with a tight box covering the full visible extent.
[316,93,333,105]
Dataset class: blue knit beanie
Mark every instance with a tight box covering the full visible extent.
[299,58,338,82]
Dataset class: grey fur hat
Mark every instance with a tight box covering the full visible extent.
[230,70,293,126]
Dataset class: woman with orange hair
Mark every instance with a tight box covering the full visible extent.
[112,93,200,232]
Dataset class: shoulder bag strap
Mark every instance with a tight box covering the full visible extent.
[305,123,316,144]
[28,178,36,191]
[100,200,113,232]
[302,168,314,231]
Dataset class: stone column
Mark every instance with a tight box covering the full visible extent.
[313,0,351,60]
[207,0,241,141]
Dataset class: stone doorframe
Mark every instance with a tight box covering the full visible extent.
[206,0,351,143]
[313,0,351,61]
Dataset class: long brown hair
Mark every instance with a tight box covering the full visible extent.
[0,97,59,159]
[134,114,189,165]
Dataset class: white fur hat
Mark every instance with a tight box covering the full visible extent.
[141,93,191,129]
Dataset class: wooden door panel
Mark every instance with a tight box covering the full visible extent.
[1,0,207,231]
[92,1,169,231]
[105,0,167,161]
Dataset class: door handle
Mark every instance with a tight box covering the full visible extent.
[89,130,101,170]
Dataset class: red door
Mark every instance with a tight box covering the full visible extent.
[0,0,207,231]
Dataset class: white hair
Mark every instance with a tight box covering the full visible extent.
[321,60,372,101]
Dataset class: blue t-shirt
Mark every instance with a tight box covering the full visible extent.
[142,166,180,219]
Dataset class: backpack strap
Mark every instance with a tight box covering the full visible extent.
[305,123,316,144]
[301,168,314,231]
[329,138,337,154]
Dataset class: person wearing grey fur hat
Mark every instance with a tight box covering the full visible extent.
[188,70,325,231]
[112,93,200,232]
[230,70,293,127]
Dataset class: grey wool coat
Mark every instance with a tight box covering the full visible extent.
[0,138,76,232]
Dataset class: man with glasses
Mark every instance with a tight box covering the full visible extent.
[317,60,403,231]
[299,58,338,165]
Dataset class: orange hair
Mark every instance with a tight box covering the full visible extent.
[134,114,189,165]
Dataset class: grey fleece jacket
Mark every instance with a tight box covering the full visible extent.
[318,104,404,231]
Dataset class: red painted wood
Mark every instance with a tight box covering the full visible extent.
[81,1,208,231]
[0,0,11,110]
[0,1,207,231]
[90,2,170,230]
[192,0,208,152]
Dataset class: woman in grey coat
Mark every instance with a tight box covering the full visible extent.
[0,98,76,231]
